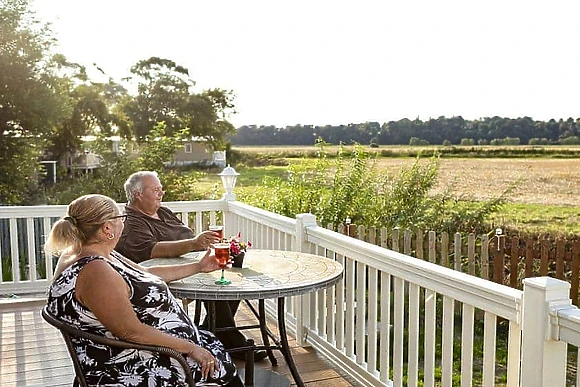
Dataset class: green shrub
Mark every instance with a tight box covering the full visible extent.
[528,138,550,145]
[239,144,512,233]
[409,137,429,146]
[560,136,580,145]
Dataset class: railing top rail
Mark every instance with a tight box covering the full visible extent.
[0,205,69,218]
[0,200,224,219]
[228,201,296,234]
[163,200,225,212]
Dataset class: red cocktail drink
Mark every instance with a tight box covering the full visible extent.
[214,243,230,269]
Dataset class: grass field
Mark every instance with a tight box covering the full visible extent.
[218,146,580,235]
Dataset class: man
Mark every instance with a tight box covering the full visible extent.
[115,170,267,361]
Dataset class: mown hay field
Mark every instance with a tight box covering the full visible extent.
[377,158,580,207]
[235,146,580,207]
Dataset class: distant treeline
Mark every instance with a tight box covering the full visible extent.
[230,116,580,146]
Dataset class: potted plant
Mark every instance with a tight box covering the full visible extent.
[226,232,252,268]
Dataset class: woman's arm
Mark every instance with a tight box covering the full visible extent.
[118,249,222,283]
[75,259,219,377]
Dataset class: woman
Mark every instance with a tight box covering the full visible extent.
[45,194,243,387]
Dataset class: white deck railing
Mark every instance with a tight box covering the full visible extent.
[1,197,579,386]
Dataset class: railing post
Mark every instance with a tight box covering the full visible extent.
[222,194,236,239]
[295,213,317,346]
[520,277,570,386]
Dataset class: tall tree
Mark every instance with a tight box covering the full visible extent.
[0,0,66,203]
[121,57,236,148]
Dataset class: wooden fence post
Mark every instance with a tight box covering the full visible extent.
[481,234,489,280]
[380,227,388,249]
[454,232,462,273]
[468,233,475,276]
[493,236,505,284]
[525,237,534,278]
[416,230,424,260]
[441,232,449,267]
[540,239,550,275]
[428,231,436,264]
[404,229,412,256]
[510,236,519,288]
[392,228,400,252]
[572,241,580,306]
[556,238,565,279]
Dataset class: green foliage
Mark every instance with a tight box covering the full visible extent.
[560,136,580,145]
[239,145,510,233]
[44,123,203,204]
[491,137,521,146]
[135,122,182,171]
[409,137,429,146]
[0,0,64,204]
[121,57,236,147]
[232,116,579,147]
[528,137,550,145]
[460,138,475,145]
[159,171,206,202]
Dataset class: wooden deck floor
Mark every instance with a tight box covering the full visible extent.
[0,297,356,387]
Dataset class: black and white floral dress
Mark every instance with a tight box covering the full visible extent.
[46,252,238,386]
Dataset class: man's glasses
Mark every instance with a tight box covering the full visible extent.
[108,214,128,223]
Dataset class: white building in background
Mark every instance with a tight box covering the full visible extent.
[167,137,226,167]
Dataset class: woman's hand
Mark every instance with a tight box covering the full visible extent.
[197,248,223,273]
[187,344,219,379]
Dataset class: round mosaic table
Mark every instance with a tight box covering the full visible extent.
[143,249,343,387]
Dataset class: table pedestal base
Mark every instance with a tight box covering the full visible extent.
[195,298,304,387]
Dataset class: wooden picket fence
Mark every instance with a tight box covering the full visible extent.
[339,223,580,305]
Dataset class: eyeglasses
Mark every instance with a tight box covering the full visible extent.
[108,214,128,223]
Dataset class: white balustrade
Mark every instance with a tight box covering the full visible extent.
[2,198,580,386]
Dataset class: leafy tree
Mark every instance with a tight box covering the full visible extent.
[560,136,580,145]
[409,137,429,146]
[45,78,117,163]
[121,57,236,149]
[0,0,65,203]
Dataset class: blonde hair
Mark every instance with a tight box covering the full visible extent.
[44,194,119,257]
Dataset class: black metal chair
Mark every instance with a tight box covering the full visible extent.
[41,306,195,387]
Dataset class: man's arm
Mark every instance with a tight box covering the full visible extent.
[150,231,220,259]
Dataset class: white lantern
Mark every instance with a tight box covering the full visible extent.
[218,165,240,199]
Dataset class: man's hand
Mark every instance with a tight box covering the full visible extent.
[193,230,221,250]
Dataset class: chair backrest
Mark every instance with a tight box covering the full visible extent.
[41,306,194,387]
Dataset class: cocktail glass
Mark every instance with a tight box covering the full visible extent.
[214,242,231,285]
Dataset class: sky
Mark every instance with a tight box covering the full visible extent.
[31,0,580,128]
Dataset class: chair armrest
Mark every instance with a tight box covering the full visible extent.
[42,306,194,386]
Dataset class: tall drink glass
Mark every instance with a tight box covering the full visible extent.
[214,242,231,285]
[209,225,224,240]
